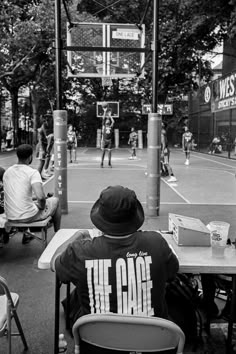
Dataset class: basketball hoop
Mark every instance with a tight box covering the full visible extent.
[102,77,113,87]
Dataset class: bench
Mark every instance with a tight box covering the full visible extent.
[5,216,53,248]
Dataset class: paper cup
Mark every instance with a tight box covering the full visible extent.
[208,221,230,258]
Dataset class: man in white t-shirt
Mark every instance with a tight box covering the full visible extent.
[3,144,61,242]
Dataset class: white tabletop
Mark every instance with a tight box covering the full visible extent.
[164,233,236,274]
[38,229,87,269]
[38,229,236,275]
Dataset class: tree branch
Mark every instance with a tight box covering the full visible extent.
[0,45,37,79]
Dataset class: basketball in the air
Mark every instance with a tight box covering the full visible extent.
[102,102,108,109]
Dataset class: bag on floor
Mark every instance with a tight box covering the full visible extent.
[165,273,203,343]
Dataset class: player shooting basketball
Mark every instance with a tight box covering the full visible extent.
[100,107,114,168]
[102,104,114,128]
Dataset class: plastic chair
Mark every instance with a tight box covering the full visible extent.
[72,313,185,354]
[0,276,28,353]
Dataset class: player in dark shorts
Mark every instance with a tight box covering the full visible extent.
[36,113,54,179]
[128,127,138,159]
[182,126,193,165]
[161,126,177,182]
[100,114,114,168]
[67,125,77,163]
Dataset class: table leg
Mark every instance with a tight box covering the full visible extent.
[54,274,60,354]
[226,274,236,353]
[66,282,71,330]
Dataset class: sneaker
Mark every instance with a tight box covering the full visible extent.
[47,192,54,198]
[168,176,177,182]
[41,172,52,179]
[44,171,54,177]
[108,163,112,168]
[100,163,103,168]
[184,159,190,165]
[128,156,133,160]
[22,231,35,245]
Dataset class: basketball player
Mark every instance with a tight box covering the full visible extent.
[100,110,114,168]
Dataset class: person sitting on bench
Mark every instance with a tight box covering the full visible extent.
[3,144,61,243]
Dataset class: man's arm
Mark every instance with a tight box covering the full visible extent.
[101,125,105,141]
[161,133,166,151]
[110,116,115,128]
[46,134,54,153]
[32,182,46,210]
[50,230,91,272]
[74,132,78,147]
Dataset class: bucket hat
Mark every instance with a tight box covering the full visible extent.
[90,185,144,236]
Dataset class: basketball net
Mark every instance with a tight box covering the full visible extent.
[102,77,113,87]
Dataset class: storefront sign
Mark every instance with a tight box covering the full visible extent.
[211,72,236,112]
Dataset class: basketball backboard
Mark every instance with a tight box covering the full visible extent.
[67,22,145,78]
[96,102,119,118]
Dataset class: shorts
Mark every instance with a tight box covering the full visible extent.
[101,139,112,150]
[67,142,75,150]
[183,143,192,153]
[36,144,47,160]
[131,141,137,149]
[9,197,59,223]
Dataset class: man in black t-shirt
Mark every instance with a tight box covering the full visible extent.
[51,185,179,329]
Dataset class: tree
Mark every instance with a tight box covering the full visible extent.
[0,0,57,144]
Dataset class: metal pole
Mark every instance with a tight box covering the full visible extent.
[55,0,62,109]
[54,0,68,214]
[152,0,159,114]
[146,0,161,216]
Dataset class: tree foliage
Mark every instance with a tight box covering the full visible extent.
[76,0,235,95]
[1,0,236,145]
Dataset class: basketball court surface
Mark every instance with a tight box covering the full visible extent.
[1,147,236,353]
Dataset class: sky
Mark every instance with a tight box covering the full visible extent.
[205,43,223,68]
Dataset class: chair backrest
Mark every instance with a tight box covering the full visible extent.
[0,275,28,353]
[72,313,185,354]
[0,276,15,307]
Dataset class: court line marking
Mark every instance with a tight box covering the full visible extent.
[68,166,146,170]
[67,200,236,205]
[0,155,17,161]
[190,152,236,168]
[161,178,191,204]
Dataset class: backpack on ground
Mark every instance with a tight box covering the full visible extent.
[165,273,203,345]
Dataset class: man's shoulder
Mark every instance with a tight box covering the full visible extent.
[135,230,164,243]
[5,164,19,175]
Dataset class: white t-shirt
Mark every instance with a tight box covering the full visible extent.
[3,164,42,220]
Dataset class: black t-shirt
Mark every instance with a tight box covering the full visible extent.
[0,187,4,214]
[55,230,179,324]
